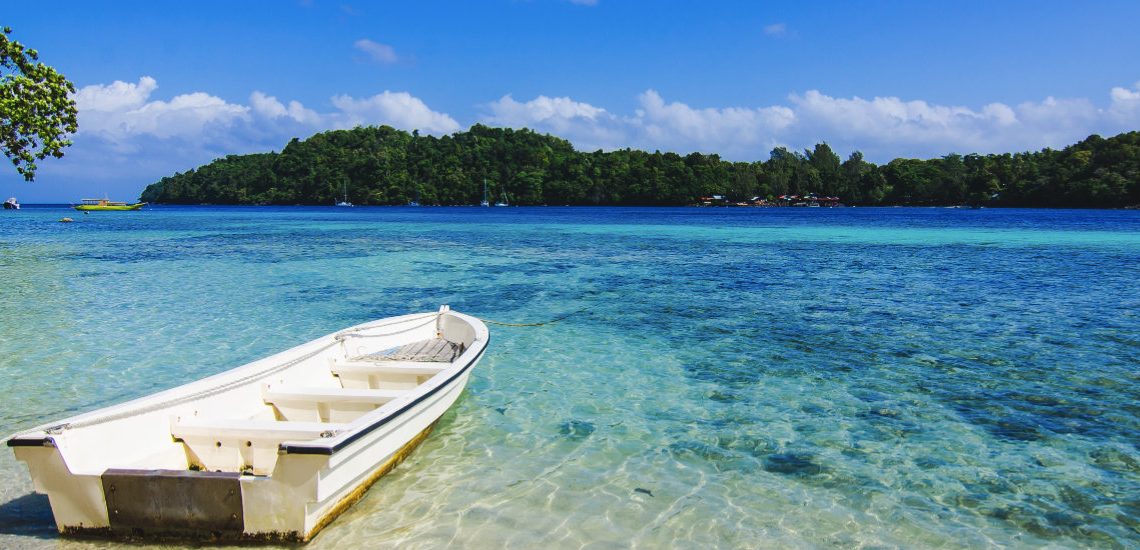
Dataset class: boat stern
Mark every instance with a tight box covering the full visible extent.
[9,440,111,534]
[9,439,326,542]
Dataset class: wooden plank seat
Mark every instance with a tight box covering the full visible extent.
[351,338,463,363]
[329,359,451,392]
[330,360,452,377]
[170,417,344,474]
[261,384,411,423]
[262,385,408,404]
[172,417,340,442]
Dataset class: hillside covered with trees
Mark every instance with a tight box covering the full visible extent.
[139,125,1140,208]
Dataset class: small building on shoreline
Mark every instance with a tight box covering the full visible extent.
[697,193,843,207]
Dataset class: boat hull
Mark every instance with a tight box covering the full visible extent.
[8,308,488,542]
[18,418,441,542]
[72,203,145,211]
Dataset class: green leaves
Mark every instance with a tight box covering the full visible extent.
[137,123,1140,208]
[1,26,78,181]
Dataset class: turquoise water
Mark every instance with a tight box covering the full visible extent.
[0,205,1137,548]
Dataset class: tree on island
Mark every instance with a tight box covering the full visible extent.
[0,26,78,181]
[140,124,1140,209]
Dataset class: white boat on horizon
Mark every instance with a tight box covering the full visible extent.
[4,197,20,209]
[7,306,488,543]
[335,180,353,207]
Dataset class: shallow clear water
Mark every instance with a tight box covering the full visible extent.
[0,205,1137,549]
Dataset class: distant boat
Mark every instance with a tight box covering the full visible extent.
[494,189,509,207]
[335,181,353,207]
[73,198,145,211]
[480,179,490,207]
[3,197,18,210]
[7,306,489,543]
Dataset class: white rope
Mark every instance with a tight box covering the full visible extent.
[60,341,338,431]
[334,315,437,340]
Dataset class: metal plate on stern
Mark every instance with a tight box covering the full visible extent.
[101,469,244,539]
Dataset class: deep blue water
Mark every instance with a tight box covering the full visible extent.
[0,205,1137,548]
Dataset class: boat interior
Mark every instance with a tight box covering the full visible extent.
[169,335,467,475]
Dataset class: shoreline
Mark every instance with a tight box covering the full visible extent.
[6,203,1140,211]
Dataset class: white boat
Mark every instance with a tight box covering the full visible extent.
[4,197,19,209]
[480,179,490,207]
[335,180,353,207]
[7,306,488,542]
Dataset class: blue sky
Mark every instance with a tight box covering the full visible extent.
[4,0,1140,202]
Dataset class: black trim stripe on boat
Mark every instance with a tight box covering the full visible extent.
[280,333,490,456]
[7,436,53,447]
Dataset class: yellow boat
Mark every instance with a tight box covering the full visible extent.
[73,198,146,211]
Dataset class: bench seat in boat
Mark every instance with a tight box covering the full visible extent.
[171,417,345,475]
[330,360,451,376]
[262,384,410,423]
[264,385,408,402]
[329,359,451,390]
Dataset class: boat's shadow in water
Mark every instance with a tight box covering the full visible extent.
[0,493,55,539]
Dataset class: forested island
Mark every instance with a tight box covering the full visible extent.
[139,125,1140,208]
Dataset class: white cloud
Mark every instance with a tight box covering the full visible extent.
[127,93,251,139]
[788,90,999,151]
[353,39,399,64]
[1010,96,1100,148]
[1110,82,1140,103]
[635,89,794,151]
[330,91,460,134]
[480,83,1140,161]
[46,76,461,199]
[487,94,607,124]
[481,90,795,157]
[74,76,157,111]
[73,77,458,148]
[1107,81,1140,122]
[763,23,788,37]
[982,103,1017,126]
[483,94,622,150]
[778,90,1111,158]
[249,91,321,125]
[74,77,249,147]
